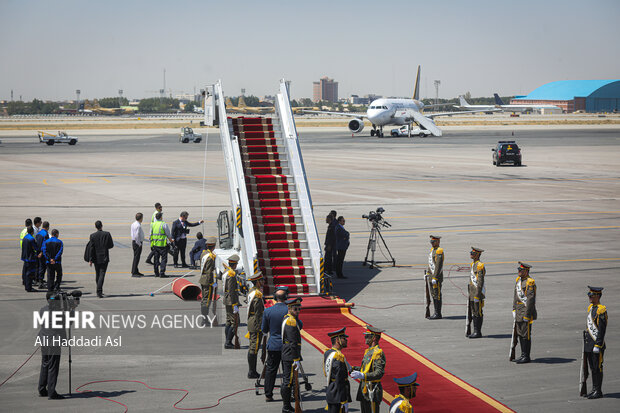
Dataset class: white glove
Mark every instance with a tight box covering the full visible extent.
[212,282,217,289]
[474,298,480,303]
[512,310,516,320]
[343,403,349,413]
[293,360,301,371]
[593,346,600,354]
[349,371,364,380]
[431,279,437,285]
[233,305,239,314]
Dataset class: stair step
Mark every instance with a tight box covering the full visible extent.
[264,284,312,295]
[246,175,291,184]
[255,231,305,241]
[252,214,299,224]
[248,190,296,200]
[258,248,308,258]
[254,223,298,232]
[249,198,297,208]
[261,265,312,276]
[256,239,307,249]
[259,257,306,266]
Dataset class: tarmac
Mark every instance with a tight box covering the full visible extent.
[0,125,619,412]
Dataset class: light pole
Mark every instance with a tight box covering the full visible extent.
[118,89,123,108]
[76,89,81,111]
[434,80,441,107]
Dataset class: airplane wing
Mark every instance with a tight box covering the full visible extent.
[302,110,367,118]
[411,112,442,137]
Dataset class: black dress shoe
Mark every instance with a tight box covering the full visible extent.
[160,274,168,278]
[131,273,143,277]
[265,395,274,402]
[25,288,36,292]
[39,389,48,397]
[145,260,154,265]
[247,371,260,379]
[515,356,531,364]
[587,389,603,399]
[181,264,189,268]
[49,393,65,400]
[97,293,104,298]
[137,272,145,276]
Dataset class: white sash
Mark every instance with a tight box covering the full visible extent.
[247,290,256,317]
[324,351,337,386]
[516,279,526,303]
[390,400,404,413]
[281,314,299,344]
[587,309,599,341]
[428,249,435,273]
[471,262,486,296]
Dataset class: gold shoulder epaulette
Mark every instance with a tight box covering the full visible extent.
[436,247,444,254]
[515,276,521,283]
[255,290,263,299]
[597,305,607,315]
[285,315,297,327]
[333,351,345,362]
[228,269,236,277]
[526,277,536,286]
[477,262,485,270]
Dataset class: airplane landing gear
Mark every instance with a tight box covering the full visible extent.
[373,126,384,138]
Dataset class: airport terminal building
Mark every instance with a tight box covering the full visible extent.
[511,80,620,113]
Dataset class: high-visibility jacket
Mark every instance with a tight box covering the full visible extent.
[151,221,167,247]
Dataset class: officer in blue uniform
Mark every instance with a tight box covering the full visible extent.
[390,373,420,413]
[261,286,290,402]
[35,221,50,289]
[583,286,607,399]
[21,226,38,292]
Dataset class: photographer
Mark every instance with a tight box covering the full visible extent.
[334,216,350,279]
[171,211,204,268]
[38,292,67,400]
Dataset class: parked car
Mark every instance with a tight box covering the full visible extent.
[37,131,78,145]
[492,140,522,166]
[390,125,432,137]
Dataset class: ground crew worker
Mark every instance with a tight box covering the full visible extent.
[42,229,64,292]
[468,247,486,338]
[35,221,50,289]
[390,373,420,413]
[512,261,537,364]
[199,237,218,325]
[20,218,33,248]
[583,286,607,399]
[281,297,303,413]
[324,327,351,413]
[224,254,241,349]
[426,235,444,319]
[350,325,385,413]
[21,226,38,292]
[145,202,163,265]
[246,271,264,378]
[150,212,172,278]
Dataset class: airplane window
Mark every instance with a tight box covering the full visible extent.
[382,106,388,109]
[370,106,375,109]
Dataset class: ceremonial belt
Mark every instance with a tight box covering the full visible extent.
[587,309,599,341]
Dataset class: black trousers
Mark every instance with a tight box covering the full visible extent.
[281,359,294,407]
[132,241,142,274]
[264,350,282,398]
[39,354,61,396]
[335,249,347,278]
[47,263,63,291]
[22,261,36,291]
[38,256,47,282]
[328,403,346,413]
[94,262,109,294]
[173,238,187,266]
[586,350,604,375]
[153,246,168,276]
[324,246,334,274]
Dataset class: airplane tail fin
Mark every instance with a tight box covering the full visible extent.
[459,95,469,107]
[494,93,504,105]
[413,65,421,100]
[238,96,247,107]
[225,97,233,107]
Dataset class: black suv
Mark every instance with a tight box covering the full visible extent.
[492,141,522,166]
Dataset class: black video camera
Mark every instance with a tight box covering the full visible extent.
[47,290,82,311]
[362,207,391,228]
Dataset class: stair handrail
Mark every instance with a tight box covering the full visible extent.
[276,79,322,293]
[215,80,258,278]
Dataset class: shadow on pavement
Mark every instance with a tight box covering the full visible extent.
[332,261,382,302]
[532,357,576,364]
[70,389,136,399]
[485,334,512,339]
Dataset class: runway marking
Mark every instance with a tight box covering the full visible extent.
[101,177,111,183]
[350,225,620,236]
[369,210,620,220]
[0,181,43,185]
[43,179,48,185]
[60,178,98,184]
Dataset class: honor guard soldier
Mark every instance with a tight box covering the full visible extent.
[584,286,607,399]
[512,262,537,364]
[426,235,444,319]
[324,327,352,413]
[199,237,218,325]
[246,271,265,379]
[224,254,241,349]
[350,325,386,413]
[468,247,486,338]
[281,297,303,413]
[390,373,420,413]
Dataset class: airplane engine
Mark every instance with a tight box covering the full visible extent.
[348,118,364,133]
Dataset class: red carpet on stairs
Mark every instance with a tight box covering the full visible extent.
[293,296,514,413]
[231,116,314,295]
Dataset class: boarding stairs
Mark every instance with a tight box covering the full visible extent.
[211,80,323,295]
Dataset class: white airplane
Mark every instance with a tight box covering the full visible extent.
[304,66,497,137]
[493,94,561,113]
[454,96,498,114]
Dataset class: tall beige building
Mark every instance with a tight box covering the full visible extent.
[312,76,338,103]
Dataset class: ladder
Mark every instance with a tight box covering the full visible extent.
[214,80,323,295]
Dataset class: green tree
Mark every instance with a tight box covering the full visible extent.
[98,97,129,108]
[184,101,198,112]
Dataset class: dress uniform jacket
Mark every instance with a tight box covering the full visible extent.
[199,251,216,287]
[427,246,444,284]
[390,395,413,413]
[281,314,302,362]
[468,260,485,301]
[224,268,240,306]
[324,348,352,405]
[513,276,537,322]
[247,287,264,333]
[353,345,385,403]
[585,303,607,352]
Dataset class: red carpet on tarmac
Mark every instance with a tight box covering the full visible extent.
[294,296,513,413]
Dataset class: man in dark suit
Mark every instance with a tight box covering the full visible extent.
[189,232,207,269]
[260,286,289,402]
[89,221,114,298]
[171,211,203,268]
[38,292,67,399]
[335,216,350,279]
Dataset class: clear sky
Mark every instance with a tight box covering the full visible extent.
[1,0,619,101]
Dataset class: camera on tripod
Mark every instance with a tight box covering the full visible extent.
[362,207,391,228]
[49,290,82,311]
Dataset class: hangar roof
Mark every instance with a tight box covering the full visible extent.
[515,80,620,100]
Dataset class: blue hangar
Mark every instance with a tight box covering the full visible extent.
[511,80,620,113]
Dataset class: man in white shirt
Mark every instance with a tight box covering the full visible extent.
[131,213,145,277]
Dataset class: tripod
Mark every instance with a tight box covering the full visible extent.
[363,222,396,269]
